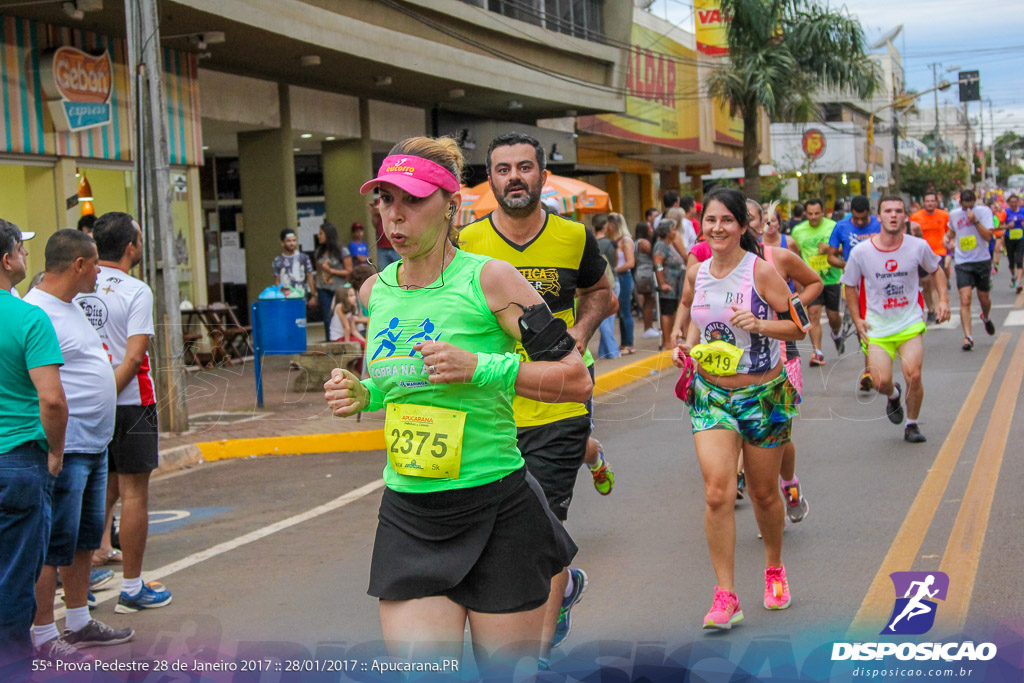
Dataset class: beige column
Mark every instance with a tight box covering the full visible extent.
[238,83,298,302]
[323,99,373,245]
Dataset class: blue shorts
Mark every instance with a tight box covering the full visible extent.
[45,451,108,567]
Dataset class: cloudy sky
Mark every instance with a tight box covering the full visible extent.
[647,0,1024,141]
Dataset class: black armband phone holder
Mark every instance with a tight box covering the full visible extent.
[519,303,576,361]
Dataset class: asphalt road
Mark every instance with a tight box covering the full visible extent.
[60,282,1024,681]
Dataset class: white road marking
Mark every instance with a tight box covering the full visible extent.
[55,479,385,620]
[1004,310,1024,327]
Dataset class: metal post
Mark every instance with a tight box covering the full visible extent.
[930,63,940,154]
[988,99,996,182]
[124,0,189,433]
[978,95,985,181]
[964,102,972,185]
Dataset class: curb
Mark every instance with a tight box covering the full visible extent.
[158,349,677,474]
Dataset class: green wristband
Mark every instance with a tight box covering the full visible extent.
[360,378,385,413]
[471,352,521,393]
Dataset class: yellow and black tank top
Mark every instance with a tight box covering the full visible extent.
[459,212,606,427]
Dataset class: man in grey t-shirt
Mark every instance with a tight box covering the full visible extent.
[946,189,996,350]
[273,229,315,301]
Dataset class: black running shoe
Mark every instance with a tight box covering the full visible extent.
[981,313,995,336]
[904,424,927,443]
[886,383,904,425]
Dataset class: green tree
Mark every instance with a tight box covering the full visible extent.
[898,158,969,198]
[705,0,880,200]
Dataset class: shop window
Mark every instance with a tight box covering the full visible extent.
[215,157,241,201]
[295,155,324,197]
[460,0,604,42]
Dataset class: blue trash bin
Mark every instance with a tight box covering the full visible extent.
[251,299,308,407]
[252,299,308,354]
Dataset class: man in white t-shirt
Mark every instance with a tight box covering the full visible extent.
[24,230,133,658]
[75,212,171,613]
[841,195,950,443]
[946,189,996,350]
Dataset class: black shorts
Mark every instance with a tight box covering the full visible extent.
[659,297,679,317]
[955,260,992,292]
[516,416,590,521]
[810,283,842,311]
[368,466,577,613]
[108,405,159,474]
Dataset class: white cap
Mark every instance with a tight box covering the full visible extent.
[20,231,35,241]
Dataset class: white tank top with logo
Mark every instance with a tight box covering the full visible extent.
[691,251,779,375]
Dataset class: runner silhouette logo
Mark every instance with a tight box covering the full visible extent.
[882,571,949,635]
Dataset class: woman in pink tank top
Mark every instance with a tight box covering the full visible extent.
[673,188,807,630]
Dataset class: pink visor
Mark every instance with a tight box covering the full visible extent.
[360,155,460,197]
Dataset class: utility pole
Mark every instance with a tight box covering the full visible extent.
[988,99,996,183]
[964,102,971,183]
[125,0,189,433]
[930,62,941,154]
[978,96,985,181]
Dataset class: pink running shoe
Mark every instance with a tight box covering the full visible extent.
[703,587,743,630]
[764,565,791,610]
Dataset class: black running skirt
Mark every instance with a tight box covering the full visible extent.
[368,465,577,614]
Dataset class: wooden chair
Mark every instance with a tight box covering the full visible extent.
[198,303,253,364]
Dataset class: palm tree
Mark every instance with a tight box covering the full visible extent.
[706,0,880,199]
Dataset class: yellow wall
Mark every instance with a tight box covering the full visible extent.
[80,167,132,217]
[0,165,31,230]
[24,166,57,286]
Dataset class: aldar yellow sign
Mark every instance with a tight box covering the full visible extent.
[695,0,744,147]
[577,23,698,151]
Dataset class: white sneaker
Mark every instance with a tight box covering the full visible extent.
[642,328,660,339]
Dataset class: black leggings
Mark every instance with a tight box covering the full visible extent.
[1008,240,1024,271]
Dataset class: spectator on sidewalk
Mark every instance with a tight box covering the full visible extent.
[77,215,96,236]
[606,213,636,354]
[314,222,352,342]
[0,219,67,670]
[348,221,370,265]
[274,229,315,303]
[594,215,620,359]
[76,212,171,614]
[24,230,133,660]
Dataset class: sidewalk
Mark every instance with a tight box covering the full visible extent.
[156,324,675,474]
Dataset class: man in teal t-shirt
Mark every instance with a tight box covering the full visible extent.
[791,197,842,365]
[0,219,67,665]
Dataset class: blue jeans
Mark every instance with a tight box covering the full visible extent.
[598,278,621,359]
[617,271,635,347]
[0,444,52,664]
[375,247,401,270]
[317,288,336,342]
[45,452,107,567]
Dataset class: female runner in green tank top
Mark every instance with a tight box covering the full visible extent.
[323,136,591,674]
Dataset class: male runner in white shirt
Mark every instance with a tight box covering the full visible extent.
[841,195,950,443]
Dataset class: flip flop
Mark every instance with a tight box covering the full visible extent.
[92,549,123,566]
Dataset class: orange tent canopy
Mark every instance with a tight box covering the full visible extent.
[457,175,611,225]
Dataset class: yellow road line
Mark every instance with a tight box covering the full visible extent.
[193,350,675,461]
[1016,289,1024,308]
[847,333,1010,636]
[935,332,1024,634]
